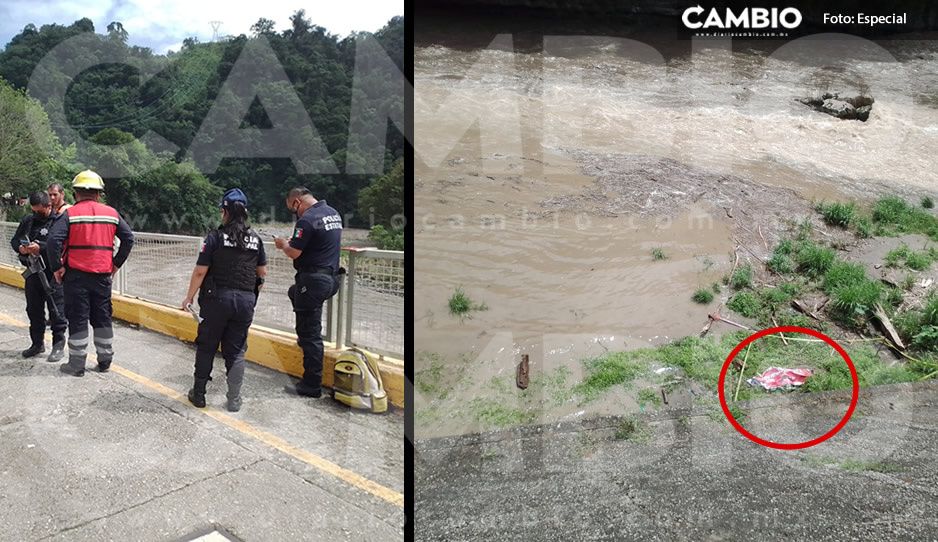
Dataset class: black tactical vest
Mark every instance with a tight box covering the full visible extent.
[206,229,261,291]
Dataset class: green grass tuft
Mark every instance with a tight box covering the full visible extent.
[794,241,835,277]
[884,244,935,271]
[692,288,714,304]
[727,292,760,318]
[575,352,647,401]
[829,280,882,328]
[729,264,753,289]
[415,352,449,399]
[803,345,917,392]
[822,260,868,294]
[854,216,874,239]
[795,219,814,241]
[767,240,796,274]
[637,388,662,407]
[448,287,487,318]
[816,201,856,227]
[923,196,935,209]
[651,247,667,261]
[883,244,938,271]
[871,196,938,240]
[470,399,535,428]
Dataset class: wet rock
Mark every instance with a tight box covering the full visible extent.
[856,105,872,121]
[799,92,874,122]
[821,98,856,119]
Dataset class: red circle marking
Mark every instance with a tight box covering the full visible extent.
[717,326,859,450]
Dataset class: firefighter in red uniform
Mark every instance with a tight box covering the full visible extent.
[47,170,135,376]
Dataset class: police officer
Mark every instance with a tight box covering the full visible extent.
[273,187,343,398]
[9,191,67,360]
[47,170,134,377]
[181,189,267,412]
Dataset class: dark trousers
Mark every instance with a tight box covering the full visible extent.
[195,289,255,396]
[24,273,67,347]
[63,270,114,369]
[289,272,339,391]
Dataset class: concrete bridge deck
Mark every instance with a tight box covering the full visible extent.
[0,284,403,541]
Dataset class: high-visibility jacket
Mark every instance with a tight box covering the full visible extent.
[63,200,120,274]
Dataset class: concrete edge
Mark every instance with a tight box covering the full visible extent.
[0,264,405,409]
[416,379,938,451]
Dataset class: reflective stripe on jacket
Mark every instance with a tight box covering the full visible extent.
[64,200,119,274]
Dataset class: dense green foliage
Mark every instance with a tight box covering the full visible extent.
[0,13,405,233]
[358,158,403,227]
[0,77,74,203]
[368,225,405,250]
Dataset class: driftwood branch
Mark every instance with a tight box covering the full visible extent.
[873,303,906,351]
[792,299,822,321]
[772,317,789,345]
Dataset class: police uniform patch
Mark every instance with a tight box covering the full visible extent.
[294,227,303,239]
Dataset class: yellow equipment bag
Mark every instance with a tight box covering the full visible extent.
[332,347,387,413]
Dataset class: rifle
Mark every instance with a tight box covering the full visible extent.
[20,237,63,322]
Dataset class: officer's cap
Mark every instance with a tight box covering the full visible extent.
[220,188,248,209]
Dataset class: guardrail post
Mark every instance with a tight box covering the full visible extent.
[118,265,127,295]
[325,297,335,343]
[341,251,357,349]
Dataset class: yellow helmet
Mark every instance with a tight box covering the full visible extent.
[72,170,105,190]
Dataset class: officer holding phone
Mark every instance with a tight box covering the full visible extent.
[273,187,343,399]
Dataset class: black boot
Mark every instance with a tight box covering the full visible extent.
[59,363,85,377]
[188,378,208,408]
[47,342,65,363]
[22,343,45,358]
[225,372,243,411]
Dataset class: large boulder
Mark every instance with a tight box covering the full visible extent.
[821,98,856,119]
[799,92,874,122]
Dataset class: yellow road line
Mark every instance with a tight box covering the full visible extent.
[0,313,27,328]
[0,312,404,508]
[111,364,404,507]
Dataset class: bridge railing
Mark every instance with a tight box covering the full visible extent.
[0,222,404,359]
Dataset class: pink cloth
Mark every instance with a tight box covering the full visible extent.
[747,367,813,391]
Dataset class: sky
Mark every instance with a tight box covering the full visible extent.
[0,0,403,53]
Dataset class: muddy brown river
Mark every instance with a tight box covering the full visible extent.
[415,20,938,438]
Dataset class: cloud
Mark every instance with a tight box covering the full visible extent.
[1,0,402,53]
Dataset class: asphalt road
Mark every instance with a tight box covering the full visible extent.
[416,378,938,540]
[0,284,403,541]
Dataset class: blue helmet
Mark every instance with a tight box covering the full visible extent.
[220,188,248,209]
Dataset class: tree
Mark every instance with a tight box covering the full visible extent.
[289,10,311,38]
[368,225,404,251]
[357,158,403,227]
[250,18,276,36]
[106,21,128,43]
[0,77,69,199]
[84,128,221,234]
